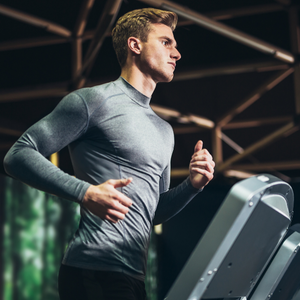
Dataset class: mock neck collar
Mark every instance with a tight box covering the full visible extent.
[115,77,151,108]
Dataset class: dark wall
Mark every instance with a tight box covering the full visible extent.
[157,177,300,300]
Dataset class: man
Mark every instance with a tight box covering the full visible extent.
[4,7,215,300]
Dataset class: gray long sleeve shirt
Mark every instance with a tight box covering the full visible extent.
[4,77,201,280]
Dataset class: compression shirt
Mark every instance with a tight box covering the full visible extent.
[4,77,201,280]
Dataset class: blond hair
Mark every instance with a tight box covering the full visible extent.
[112,8,178,67]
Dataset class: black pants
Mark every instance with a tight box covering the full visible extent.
[58,264,147,300]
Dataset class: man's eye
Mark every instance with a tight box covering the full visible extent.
[162,40,168,46]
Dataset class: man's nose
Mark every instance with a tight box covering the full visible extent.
[172,47,181,61]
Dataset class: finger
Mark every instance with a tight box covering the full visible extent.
[108,177,133,188]
[191,153,213,163]
[110,199,131,214]
[191,157,215,168]
[105,214,119,224]
[191,167,214,180]
[106,208,126,221]
[194,140,203,154]
[191,161,214,173]
[113,191,133,207]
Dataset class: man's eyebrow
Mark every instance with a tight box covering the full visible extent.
[160,36,178,48]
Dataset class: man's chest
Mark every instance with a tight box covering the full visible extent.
[86,104,174,172]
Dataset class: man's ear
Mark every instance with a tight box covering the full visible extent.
[127,37,142,55]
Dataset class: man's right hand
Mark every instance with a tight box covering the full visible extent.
[82,178,133,223]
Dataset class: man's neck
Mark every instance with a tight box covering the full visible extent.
[120,66,156,98]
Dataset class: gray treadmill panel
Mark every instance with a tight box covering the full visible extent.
[165,174,294,300]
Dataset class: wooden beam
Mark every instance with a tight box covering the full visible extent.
[207,4,284,21]
[72,38,83,82]
[212,126,223,169]
[0,36,68,51]
[172,126,204,134]
[0,61,292,103]
[0,84,68,103]
[171,168,190,178]
[217,68,294,127]
[288,7,300,54]
[71,0,95,82]
[0,30,96,52]
[220,132,244,154]
[223,116,293,130]
[0,143,14,151]
[0,127,23,137]
[173,60,289,81]
[293,65,300,115]
[218,121,297,171]
[0,4,71,37]
[230,161,300,171]
[288,7,300,115]
[74,0,95,37]
[177,4,284,25]
[151,104,214,129]
[75,0,122,88]
[138,0,295,63]
[0,118,26,137]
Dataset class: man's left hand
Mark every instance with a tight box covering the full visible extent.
[189,140,215,189]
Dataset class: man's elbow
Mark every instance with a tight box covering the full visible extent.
[3,148,18,178]
[3,151,13,176]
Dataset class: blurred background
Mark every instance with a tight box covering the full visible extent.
[1,0,300,299]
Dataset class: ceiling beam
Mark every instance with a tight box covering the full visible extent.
[74,0,95,37]
[0,4,71,37]
[72,0,95,83]
[74,0,122,89]
[288,7,300,54]
[0,127,23,137]
[171,156,300,180]
[151,104,214,129]
[223,116,293,129]
[172,126,204,134]
[0,143,14,151]
[138,0,295,63]
[171,168,190,178]
[206,4,284,21]
[0,61,292,103]
[212,126,223,168]
[72,38,83,84]
[0,84,68,103]
[0,3,286,52]
[0,117,25,137]
[0,36,69,51]
[218,120,298,172]
[230,161,300,171]
[0,30,97,52]
[172,116,293,132]
[217,68,294,127]
[173,60,290,82]
[177,3,284,26]
[288,7,300,115]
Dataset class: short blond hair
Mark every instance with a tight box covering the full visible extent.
[112,8,178,67]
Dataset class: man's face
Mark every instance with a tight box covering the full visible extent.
[139,23,181,83]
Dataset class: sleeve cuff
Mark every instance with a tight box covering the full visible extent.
[186,176,204,193]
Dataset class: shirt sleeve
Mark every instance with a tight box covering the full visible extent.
[153,164,202,225]
[3,91,91,203]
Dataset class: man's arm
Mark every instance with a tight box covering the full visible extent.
[153,140,215,225]
[4,91,132,223]
[4,92,91,202]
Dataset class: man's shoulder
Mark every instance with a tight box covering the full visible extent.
[74,78,121,102]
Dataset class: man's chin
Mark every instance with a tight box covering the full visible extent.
[159,74,174,83]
